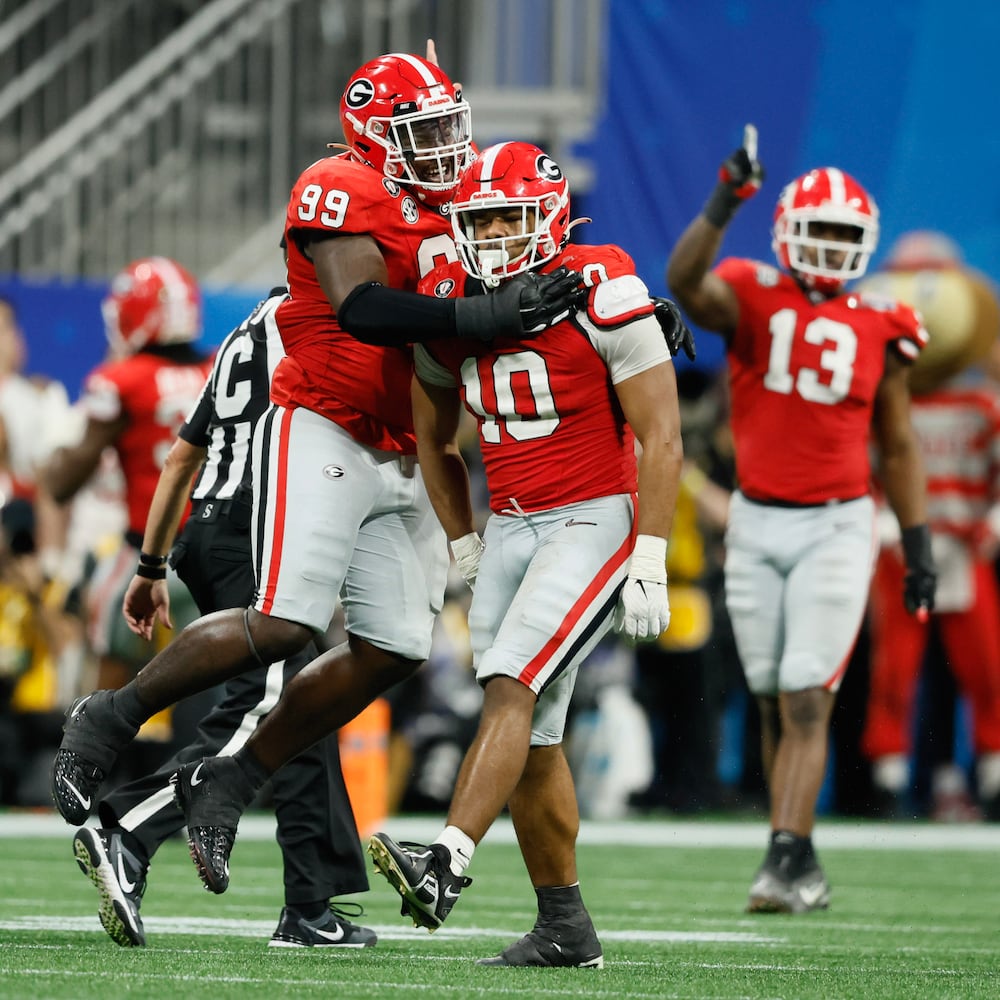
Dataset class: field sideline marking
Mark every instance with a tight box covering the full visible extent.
[4,811,999,850]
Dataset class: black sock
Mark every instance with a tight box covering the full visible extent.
[111,682,149,729]
[120,829,150,869]
[767,829,815,876]
[536,884,586,922]
[291,900,329,922]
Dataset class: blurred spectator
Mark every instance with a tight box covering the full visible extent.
[0,498,66,804]
[860,232,1000,820]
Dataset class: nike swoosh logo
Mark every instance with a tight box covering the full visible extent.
[190,762,206,787]
[313,924,346,942]
[443,885,463,899]
[70,695,93,719]
[798,883,826,906]
[564,518,597,528]
[116,854,137,893]
[59,775,91,810]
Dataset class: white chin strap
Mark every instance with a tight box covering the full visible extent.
[478,248,509,287]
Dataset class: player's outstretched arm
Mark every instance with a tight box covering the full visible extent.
[666,124,762,337]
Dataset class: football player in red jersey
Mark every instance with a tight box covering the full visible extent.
[49,54,583,889]
[44,257,211,694]
[367,141,685,967]
[667,128,937,914]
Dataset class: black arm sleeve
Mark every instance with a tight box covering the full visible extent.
[337,282,458,346]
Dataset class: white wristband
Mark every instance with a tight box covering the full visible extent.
[627,534,667,584]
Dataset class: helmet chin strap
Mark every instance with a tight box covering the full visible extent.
[479,249,509,288]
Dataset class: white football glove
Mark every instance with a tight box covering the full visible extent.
[613,534,670,644]
[450,532,485,590]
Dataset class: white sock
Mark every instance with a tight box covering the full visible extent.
[931,763,968,797]
[435,825,475,876]
[873,754,909,793]
[977,753,1000,799]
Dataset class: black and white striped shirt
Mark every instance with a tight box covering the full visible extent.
[180,288,287,502]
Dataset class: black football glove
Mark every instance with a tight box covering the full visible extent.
[703,123,765,228]
[901,524,936,619]
[651,296,696,361]
[454,266,584,342]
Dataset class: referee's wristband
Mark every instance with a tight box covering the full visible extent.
[135,563,167,580]
[138,551,168,567]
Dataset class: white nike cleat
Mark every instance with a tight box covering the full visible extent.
[268,904,377,948]
[367,833,471,931]
[747,864,831,914]
[73,826,148,947]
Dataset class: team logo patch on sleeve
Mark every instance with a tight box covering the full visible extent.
[401,196,420,224]
[382,178,401,197]
[433,278,456,298]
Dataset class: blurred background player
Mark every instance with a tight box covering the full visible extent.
[858,231,1000,821]
[71,289,374,949]
[666,128,936,913]
[368,140,683,967]
[50,53,582,894]
[44,257,213,789]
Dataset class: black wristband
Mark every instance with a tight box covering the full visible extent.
[901,524,933,571]
[702,182,744,228]
[138,551,168,567]
[135,563,167,580]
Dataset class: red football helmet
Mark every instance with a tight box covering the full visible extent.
[339,53,472,206]
[452,141,571,285]
[772,167,879,295]
[102,257,201,354]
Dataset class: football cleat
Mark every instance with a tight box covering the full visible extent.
[73,826,148,947]
[367,833,471,931]
[269,903,378,948]
[171,757,254,894]
[51,691,138,825]
[747,863,831,914]
[477,913,604,968]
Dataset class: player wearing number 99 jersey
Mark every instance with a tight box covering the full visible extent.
[667,132,936,917]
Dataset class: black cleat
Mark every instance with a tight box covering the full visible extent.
[367,833,471,932]
[171,757,253,894]
[477,911,604,968]
[269,903,378,948]
[51,692,138,825]
[73,826,148,947]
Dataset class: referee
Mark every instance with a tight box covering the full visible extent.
[71,289,375,949]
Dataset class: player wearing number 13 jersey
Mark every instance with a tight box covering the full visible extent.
[668,133,937,917]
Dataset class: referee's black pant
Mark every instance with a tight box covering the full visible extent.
[99,497,367,904]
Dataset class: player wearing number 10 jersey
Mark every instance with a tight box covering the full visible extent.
[667,131,937,916]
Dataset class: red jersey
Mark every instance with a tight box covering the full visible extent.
[907,385,1000,545]
[718,258,927,504]
[80,351,212,536]
[273,155,458,453]
[415,244,668,514]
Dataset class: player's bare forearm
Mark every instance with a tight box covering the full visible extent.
[874,359,928,530]
[43,416,123,502]
[413,376,476,539]
[617,362,684,542]
[666,216,739,335]
[140,438,206,559]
